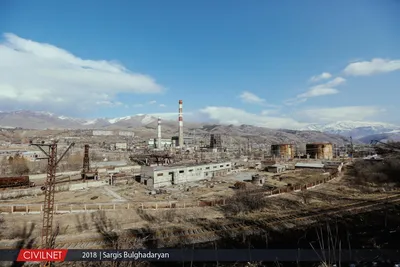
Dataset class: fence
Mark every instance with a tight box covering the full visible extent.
[0,164,343,214]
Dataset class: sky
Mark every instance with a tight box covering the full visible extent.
[0,0,399,129]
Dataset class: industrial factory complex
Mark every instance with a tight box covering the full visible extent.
[0,99,370,191]
[0,98,393,254]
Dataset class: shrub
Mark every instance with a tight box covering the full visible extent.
[223,190,267,215]
[350,159,400,186]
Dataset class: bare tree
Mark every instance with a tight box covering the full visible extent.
[66,154,83,171]
[9,154,30,175]
[0,156,8,175]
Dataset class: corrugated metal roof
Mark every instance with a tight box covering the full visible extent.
[268,164,286,168]
[295,163,324,168]
[146,162,232,172]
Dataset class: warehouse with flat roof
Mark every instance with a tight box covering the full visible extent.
[140,162,232,188]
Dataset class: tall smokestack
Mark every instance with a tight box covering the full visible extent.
[157,117,162,149]
[178,100,184,148]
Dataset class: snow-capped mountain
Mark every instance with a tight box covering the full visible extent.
[302,121,400,139]
[1,111,399,143]
[0,110,162,129]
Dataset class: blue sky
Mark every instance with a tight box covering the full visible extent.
[0,0,399,128]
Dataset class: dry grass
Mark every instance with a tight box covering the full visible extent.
[222,189,268,215]
[349,158,400,188]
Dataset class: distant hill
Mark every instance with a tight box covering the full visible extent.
[1,110,398,145]
[358,132,400,144]
[302,121,400,141]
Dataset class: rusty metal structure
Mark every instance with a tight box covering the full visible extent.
[81,144,98,179]
[306,143,333,160]
[82,144,90,174]
[210,134,222,149]
[29,140,74,266]
[0,176,34,189]
[129,152,175,166]
[271,144,296,159]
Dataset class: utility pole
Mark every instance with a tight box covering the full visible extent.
[30,140,74,267]
[350,136,354,158]
[82,144,90,180]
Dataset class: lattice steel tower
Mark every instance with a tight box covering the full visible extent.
[29,140,74,267]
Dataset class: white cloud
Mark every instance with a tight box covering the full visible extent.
[200,106,305,129]
[294,77,346,102]
[0,33,164,115]
[239,91,265,104]
[309,72,332,83]
[261,109,280,116]
[283,98,307,106]
[343,58,400,76]
[148,112,194,121]
[148,100,157,104]
[197,105,386,129]
[159,104,166,107]
[95,100,123,107]
[296,106,385,123]
[297,87,338,98]
[325,77,346,87]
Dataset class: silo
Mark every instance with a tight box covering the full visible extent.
[306,143,333,160]
[271,144,296,158]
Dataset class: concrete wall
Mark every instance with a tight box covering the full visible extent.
[0,184,70,199]
[0,180,107,199]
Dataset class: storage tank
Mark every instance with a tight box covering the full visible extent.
[271,144,296,159]
[306,143,333,160]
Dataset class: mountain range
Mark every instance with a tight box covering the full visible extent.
[1,110,399,143]
[301,121,400,142]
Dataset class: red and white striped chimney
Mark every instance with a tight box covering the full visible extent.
[178,100,184,147]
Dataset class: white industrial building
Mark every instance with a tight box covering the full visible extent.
[171,136,195,147]
[267,164,286,173]
[148,138,172,149]
[119,131,135,137]
[115,142,128,150]
[140,161,232,188]
[93,130,114,136]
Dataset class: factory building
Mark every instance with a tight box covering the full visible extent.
[92,130,135,136]
[115,142,128,150]
[210,134,222,149]
[140,162,232,188]
[271,144,296,159]
[171,136,195,147]
[267,164,286,173]
[148,138,172,149]
[118,131,135,137]
[295,162,325,169]
[92,130,114,136]
[306,143,333,160]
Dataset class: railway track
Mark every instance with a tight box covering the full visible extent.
[7,193,396,250]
